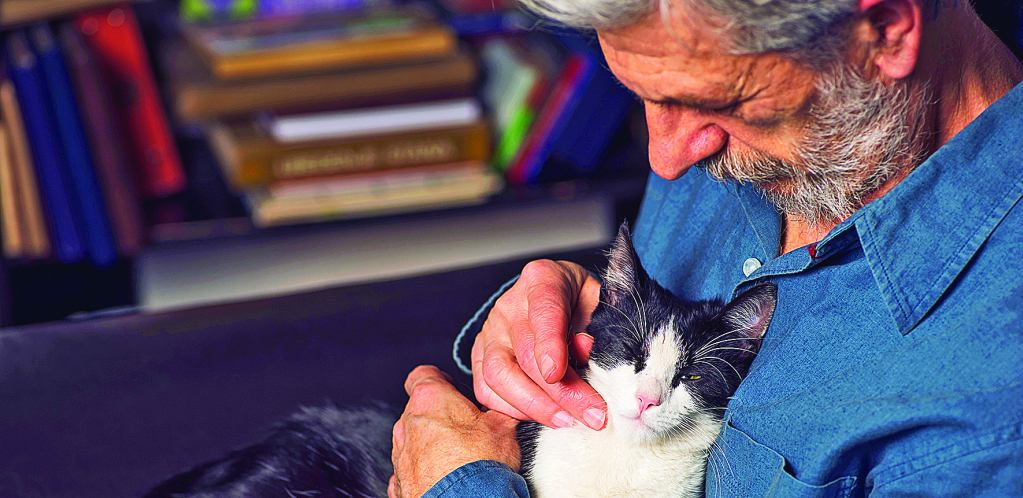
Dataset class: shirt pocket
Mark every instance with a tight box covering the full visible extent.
[708,421,856,498]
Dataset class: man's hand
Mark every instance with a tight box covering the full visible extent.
[389,365,520,498]
[472,259,607,431]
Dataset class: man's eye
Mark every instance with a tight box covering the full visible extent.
[709,102,741,115]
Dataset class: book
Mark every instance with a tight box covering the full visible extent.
[5,31,85,263]
[181,0,257,23]
[478,37,553,171]
[0,69,50,259]
[76,6,187,199]
[164,41,478,122]
[180,7,457,80]
[60,23,145,257]
[209,119,491,188]
[505,33,632,184]
[257,0,384,17]
[0,0,140,27]
[0,123,23,259]
[244,161,503,227]
[267,97,483,143]
[543,39,634,180]
[31,23,118,267]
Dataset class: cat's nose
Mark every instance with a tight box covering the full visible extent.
[637,393,661,415]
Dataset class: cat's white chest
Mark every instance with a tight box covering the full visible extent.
[525,421,718,498]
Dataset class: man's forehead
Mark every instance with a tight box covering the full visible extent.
[596,11,724,59]
[597,15,753,103]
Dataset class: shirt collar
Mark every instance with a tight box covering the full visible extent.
[854,81,1023,334]
[733,81,1023,335]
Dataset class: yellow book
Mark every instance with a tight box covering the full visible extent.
[0,81,51,258]
[181,8,457,81]
[0,123,24,259]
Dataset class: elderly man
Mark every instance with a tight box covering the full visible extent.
[390,0,1023,496]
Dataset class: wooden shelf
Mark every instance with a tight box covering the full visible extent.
[0,0,140,27]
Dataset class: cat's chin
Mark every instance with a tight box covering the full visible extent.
[613,415,668,444]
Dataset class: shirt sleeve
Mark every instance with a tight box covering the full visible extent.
[452,275,519,376]
[421,460,530,498]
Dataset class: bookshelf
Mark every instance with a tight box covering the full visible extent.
[0,0,142,28]
[0,0,652,326]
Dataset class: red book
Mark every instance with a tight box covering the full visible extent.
[60,22,146,256]
[75,5,186,198]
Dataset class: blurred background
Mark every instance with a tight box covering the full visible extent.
[0,0,657,325]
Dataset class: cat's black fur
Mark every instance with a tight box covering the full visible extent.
[144,223,775,498]
[143,403,396,498]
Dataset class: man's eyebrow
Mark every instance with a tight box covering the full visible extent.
[647,95,737,110]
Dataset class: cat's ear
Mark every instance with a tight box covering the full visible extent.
[721,283,777,355]
[601,222,645,308]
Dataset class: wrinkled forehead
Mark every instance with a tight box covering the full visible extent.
[596,13,756,102]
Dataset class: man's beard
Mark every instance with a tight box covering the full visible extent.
[702,62,932,228]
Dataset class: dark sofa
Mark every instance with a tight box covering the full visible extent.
[0,250,606,498]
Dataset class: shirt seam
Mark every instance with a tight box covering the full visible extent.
[422,460,517,498]
[869,419,1023,488]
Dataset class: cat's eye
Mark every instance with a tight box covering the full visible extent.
[681,375,701,381]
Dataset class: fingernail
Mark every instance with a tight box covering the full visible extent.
[552,411,575,429]
[583,408,606,430]
[539,354,556,380]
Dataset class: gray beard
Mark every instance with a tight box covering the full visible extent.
[701,63,931,228]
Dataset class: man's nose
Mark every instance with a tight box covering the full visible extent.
[644,102,728,180]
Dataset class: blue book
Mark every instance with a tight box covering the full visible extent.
[546,35,632,177]
[4,31,84,263]
[30,24,117,266]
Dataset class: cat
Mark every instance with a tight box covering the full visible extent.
[517,223,776,498]
[143,222,776,498]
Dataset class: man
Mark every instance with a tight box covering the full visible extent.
[390,0,1023,496]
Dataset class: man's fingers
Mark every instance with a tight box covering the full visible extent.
[404,365,454,397]
[472,356,529,420]
[480,340,606,430]
[388,475,399,498]
[520,260,576,383]
[568,333,595,366]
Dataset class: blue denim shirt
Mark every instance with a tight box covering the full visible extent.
[438,82,1023,497]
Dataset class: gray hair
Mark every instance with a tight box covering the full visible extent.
[519,0,941,68]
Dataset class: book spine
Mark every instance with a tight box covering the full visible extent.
[76,6,187,198]
[0,123,24,259]
[60,22,145,257]
[5,30,85,263]
[31,23,118,266]
[223,122,491,187]
[0,80,51,259]
[206,26,457,81]
[249,163,502,227]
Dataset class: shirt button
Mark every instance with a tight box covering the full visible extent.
[742,258,762,277]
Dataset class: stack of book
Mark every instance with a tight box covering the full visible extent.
[172,4,503,227]
[0,4,184,265]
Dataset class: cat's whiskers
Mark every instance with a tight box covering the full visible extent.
[692,328,752,358]
[598,299,645,343]
[692,359,732,384]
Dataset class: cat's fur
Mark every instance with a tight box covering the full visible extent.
[144,223,776,498]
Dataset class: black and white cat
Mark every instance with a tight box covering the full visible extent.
[517,223,775,498]
[144,223,776,498]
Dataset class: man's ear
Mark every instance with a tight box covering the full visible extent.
[857,0,924,80]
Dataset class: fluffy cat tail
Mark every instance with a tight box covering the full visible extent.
[142,403,397,498]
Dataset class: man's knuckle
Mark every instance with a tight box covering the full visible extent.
[481,352,516,387]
